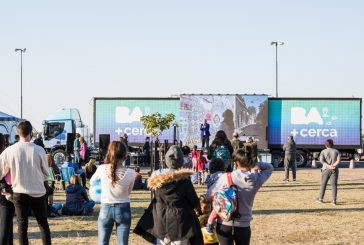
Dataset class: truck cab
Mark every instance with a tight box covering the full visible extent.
[43,108,85,163]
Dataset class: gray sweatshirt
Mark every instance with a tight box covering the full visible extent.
[206,162,273,227]
[319,148,341,170]
[283,139,296,156]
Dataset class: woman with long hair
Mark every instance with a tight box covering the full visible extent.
[209,146,273,245]
[208,130,234,171]
[0,133,15,245]
[90,141,135,245]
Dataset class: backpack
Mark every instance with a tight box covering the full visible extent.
[212,145,231,169]
[212,172,240,222]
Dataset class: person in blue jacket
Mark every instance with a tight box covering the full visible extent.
[200,119,211,149]
[62,175,95,216]
[62,156,87,188]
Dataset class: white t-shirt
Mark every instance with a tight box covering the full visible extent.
[0,141,48,198]
[90,164,135,204]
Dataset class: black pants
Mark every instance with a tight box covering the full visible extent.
[12,193,52,245]
[0,195,15,245]
[201,136,210,148]
[216,223,251,245]
[284,155,296,180]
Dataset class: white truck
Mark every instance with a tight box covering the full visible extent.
[43,108,90,163]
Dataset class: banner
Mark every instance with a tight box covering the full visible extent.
[268,99,361,146]
[95,98,180,143]
[180,95,268,149]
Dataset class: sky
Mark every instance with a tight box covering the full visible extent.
[0,1,363,132]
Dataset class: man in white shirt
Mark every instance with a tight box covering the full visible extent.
[0,121,52,245]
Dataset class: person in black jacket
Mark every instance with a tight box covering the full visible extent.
[62,175,95,216]
[134,145,203,245]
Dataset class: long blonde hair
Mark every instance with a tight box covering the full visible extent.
[104,141,128,187]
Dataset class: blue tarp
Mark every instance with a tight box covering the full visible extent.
[0,111,20,121]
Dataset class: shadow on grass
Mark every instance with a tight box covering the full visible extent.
[14,230,98,239]
[264,182,364,188]
[254,207,364,215]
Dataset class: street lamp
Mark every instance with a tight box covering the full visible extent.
[270,42,284,97]
[15,48,26,119]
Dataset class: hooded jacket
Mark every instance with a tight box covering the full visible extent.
[134,169,203,244]
[207,162,273,227]
[62,184,89,215]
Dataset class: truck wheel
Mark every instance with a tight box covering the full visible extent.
[296,150,308,168]
[53,149,68,164]
[271,151,283,167]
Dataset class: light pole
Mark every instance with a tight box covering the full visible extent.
[270,42,284,97]
[15,48,26,119]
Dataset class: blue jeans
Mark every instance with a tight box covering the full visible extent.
[98,203,131,245]
[74,151,80,164]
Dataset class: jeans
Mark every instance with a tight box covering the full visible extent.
[284,155,296,180]
[12,193,52,245]
[98,203,131,245]
[0,195,15,245]
[84,200,96,215]
[216,223,251,245]
[319,168,339,202]
[74,151,80,165]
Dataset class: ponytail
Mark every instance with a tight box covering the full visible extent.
[234,146,255,169]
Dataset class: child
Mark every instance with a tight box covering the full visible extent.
[195,195,219,245]
[133,167,144,190]
[182,145,192,169]
[85,159,97,180]
[196,151,207,185]
[208,147,273,244]
[191,145,199,170]
[204,158,226,234]
[62,175,95,216]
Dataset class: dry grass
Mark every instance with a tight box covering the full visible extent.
[14,168,364,245]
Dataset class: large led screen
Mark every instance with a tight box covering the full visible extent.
[268,99,361,146]
[95,98,180,143]
[180,95,268,149]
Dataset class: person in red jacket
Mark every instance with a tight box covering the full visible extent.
[196,151,207,185]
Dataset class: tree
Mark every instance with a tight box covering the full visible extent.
[140,113,177,170]
[140,113,176,138]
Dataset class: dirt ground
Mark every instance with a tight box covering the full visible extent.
[13,167,364,245]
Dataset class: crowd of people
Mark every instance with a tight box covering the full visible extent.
[0,120,342,245]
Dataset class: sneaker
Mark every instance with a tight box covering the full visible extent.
[316,198,323,204]
[283,179,289,182]
[293,179,296,182]
[331,201,337,206]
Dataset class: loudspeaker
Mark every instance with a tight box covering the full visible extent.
[66,133,76,154]
[99,134,110,155]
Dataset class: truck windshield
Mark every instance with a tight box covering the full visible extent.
[44,122,65,140]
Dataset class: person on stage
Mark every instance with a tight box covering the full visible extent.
[200,119,211,149]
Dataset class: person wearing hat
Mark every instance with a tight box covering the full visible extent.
[134,145,203,245]
[283,135,297,182]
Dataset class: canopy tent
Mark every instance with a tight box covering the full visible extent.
[0,111,20,144]
[0,111,19,121]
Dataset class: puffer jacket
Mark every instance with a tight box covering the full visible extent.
[62,184,89,215]
[134,169,203,244]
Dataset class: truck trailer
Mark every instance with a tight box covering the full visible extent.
[268,98,362,167]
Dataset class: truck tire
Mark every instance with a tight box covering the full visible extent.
[296,150,308,168]
[53,149,68,164]
[271,151,283,167]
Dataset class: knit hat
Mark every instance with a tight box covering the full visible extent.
[165,145,184,169]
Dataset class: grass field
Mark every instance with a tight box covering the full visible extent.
[14,167,364,245]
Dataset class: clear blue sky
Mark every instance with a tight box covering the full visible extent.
[0,1,363,131]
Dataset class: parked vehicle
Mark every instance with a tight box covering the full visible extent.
[43,108,90,163]
[268,98,362,167]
